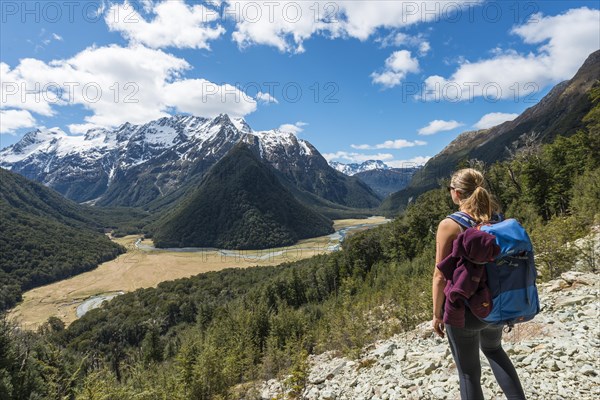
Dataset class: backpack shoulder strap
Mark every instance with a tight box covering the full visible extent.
[492,212,505,222]
[447,211,477,230]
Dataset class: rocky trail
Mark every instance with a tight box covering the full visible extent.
[260,269,599,399]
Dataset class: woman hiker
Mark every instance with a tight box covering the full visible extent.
[432,168,527,399]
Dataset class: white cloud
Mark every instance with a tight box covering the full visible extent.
[140,0,154,13]
[379,32,419,47]
[28,30,65,53]
[227,1,478,53]
[278,121,307,135]
[386,156,431,167]
[371,50,420,88]
[377,32,431,55]
[256,91,279,104]
[351,138,427,150]
[473,112,519,129]
[423,7,600,101]
[67,123,101,134]
[106,0,225,49]
[419,41,431,55]
[323,151,394,163]
[0,109,37,134]
[418,120,463,135]
[1,44,257,133]
[163,79,256,118]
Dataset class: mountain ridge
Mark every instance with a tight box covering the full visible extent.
[0,168,126,311]
[380,49,600,214]
[330,160,391,176]
[0,114,381,211]
[151,142,335,250]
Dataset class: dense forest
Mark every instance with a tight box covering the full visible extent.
[1,85,598,399]
[0,168,150,311]
[151,144,334,249]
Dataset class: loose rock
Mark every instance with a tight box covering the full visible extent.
[258,268,600,400]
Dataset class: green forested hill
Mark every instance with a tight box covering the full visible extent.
[151,143,334,249]
[0,168,127,311]
[142,152,378,222]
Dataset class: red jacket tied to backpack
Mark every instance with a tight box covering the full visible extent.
[436,228,500,327]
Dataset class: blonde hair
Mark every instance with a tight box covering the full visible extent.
[451,168,499,223]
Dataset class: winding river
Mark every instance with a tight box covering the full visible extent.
[134,216,391,256]
[76,292,125,318]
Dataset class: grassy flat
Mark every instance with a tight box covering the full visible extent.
[8,217,388,329]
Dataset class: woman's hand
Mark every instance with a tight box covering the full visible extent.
[432,316,445,338]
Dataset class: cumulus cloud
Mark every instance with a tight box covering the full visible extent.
[227,1,478,53]
[68,123,102,134]
[377,32,431,55]
[473,112,519,129]
[163,79,256,118]
[106,0,225,49]
[351,138,427,150]
[422,7,600,101]
[278,121,307,135]
[0,109,37,134]
[1,44,257,133]
[140,0,154,13]
[418,120,463,135]
[371,50,420,88]
[256,91,279,104]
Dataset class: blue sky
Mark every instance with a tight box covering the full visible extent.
[1,0,599,167]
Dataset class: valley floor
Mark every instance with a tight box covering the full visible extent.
[8,217,389,329]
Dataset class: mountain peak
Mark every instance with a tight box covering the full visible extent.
[580,49,600,70]
[84,127,110,141]
[213,113,232,125]
[231,116,251,134]
[330,160,390,176]
[151,142,333,250]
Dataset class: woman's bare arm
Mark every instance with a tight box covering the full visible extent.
[432,218,462,337]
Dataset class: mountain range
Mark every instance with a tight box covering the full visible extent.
[380,49,600,214]
[329,160,391,176]
[2,50,598,245]
[329,160,421,198]
[0,114,380,213]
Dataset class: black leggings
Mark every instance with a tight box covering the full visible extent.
[445,308,526,399]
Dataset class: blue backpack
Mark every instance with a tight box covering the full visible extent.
[448,211,540,330]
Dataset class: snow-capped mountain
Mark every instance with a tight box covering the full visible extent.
[330,160,390,176]
[0,114,380,209]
